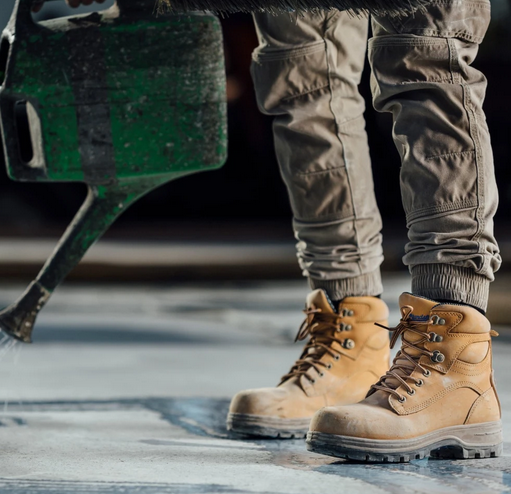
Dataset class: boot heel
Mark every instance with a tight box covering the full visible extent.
[431,442,503,459]
[430,421,503,459]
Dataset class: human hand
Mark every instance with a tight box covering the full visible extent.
[32,0,106,13]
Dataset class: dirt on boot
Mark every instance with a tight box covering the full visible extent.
[307,292,502,461]
[227,289,390,438]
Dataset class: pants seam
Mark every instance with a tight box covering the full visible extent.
[281,83,329,103]
[371,37,452,48]
[448,39,460,84]
[449,39,486,248]
[405,199,478,225]
[406,31,483,43]
[425,150,475,161]
[294,215,357,226]
[323,24,363,280]
[252,41,325,63]
[337,114,366,128]
[407,206,477,228]
[370,34,484,46]
[397,78,454,85]
[296,164,346,177]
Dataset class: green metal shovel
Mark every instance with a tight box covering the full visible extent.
[0,0,227,342]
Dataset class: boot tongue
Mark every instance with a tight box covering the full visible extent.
[306,289,336,314]
[290,289,337,377]
[398,293,437,354]
[399,293,438,318]
[383,293,438,390]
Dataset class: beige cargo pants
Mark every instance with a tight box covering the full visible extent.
[252,1,501,311]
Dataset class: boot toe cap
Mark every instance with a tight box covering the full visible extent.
[310,404,391,438]
[229,387,288,416]
[309,406,356,436]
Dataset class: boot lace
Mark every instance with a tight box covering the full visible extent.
[370,306,443,402]
[280,305,354,385]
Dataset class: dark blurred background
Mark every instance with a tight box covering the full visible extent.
[0,0,511,280]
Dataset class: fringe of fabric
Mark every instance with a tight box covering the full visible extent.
[159,0,429,18]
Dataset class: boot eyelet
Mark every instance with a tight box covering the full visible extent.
[431,315,446,326]
[348,310,354,317]
[334,355,340,361]
[407,389,416,396]
[398,396,406,403]
[428,332,443,343]
[346,324,352,331]
[343,339,355,350]
[326,364,333,370]
[431,350,445,363]
[310,379,316,384]
[423,370,431,377]
[416,379,424,387]
[319,372,325,378]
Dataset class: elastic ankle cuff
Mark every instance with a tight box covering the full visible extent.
[411,264,490,312]
[309,269,383,300]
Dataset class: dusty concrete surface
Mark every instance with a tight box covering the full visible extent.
[0,276,510,494]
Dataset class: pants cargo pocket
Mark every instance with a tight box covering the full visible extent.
[251,41,329,115]
[373,0,491,43]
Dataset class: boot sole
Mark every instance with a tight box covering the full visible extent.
[226,412,311,439]
[306,421,503,462]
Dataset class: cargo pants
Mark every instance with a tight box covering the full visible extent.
[251,1,501,311]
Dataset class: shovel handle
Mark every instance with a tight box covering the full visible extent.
[0,176,169,343]
[35,177,169,293]
[35,184,137,291]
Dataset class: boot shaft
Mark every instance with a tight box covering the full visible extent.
[381,293,500,422]
[284,290,390,400]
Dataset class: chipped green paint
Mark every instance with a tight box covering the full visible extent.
[0,0,227,343]
[103,17,227,178]
[3,8,226,182]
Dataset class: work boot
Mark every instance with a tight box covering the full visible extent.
[307,293,503,462]
[227,289,390,438]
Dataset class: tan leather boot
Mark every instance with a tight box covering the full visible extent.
[307,293,502,461]
[227,289,390,438]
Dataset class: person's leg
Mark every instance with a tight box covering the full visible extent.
[251,10,384,300]
[307,0,503,461]
[369,0,501,312]
[227,11,390,438]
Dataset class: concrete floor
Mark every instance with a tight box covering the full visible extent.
[0,276,510,494]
